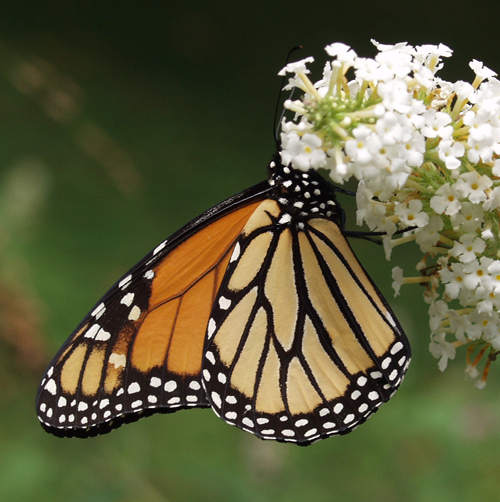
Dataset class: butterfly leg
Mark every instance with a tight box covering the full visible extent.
[342,231,383,245]
[344,227,417,244]
[332,186,356,197]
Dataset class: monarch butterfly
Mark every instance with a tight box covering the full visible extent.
[36,152,410,445]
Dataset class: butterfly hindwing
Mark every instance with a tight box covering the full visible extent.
[202,171,410,445]
[36,182,270,436]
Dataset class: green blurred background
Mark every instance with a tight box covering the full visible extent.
[2,2,500,501]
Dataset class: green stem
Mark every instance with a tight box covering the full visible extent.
[403,276,432,284]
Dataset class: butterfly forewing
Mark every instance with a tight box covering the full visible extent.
[36,185,269,436]
[202,172,410,445]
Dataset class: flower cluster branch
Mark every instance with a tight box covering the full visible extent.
[278,40,500,387]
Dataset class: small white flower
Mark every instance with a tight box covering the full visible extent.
[471,77,500,105]
[440,261,466,299]
[354,57,390,82]
[469,59,497,80]
[415,215,443,252]
[391,266,404,296]
[281,118,313,134]
[492,159,500,176]
[469,309,498,340]
[466,138,496,164]
[279,57,315,91]
[430,183,462,215]
[422,110,453,139]
[355,182,387,229]
[450,202,483,232]
[438,139,465,170]
[433,77,455,105]
[375,47,413,79]
[455,171,492,203]
[489,334,500,351]
[405,99,426,129]
[429,332,456,371]
[463,109,495,144]
[377,80,412,113]
[429,300,449,331]
[314,62,334,94]
[415,43,452,64]
[412,64,435,90]
[477,297,494,315]
[448,310,472,342]
[382,227,398,260]
[280,132,326,171]
[475,379,487,390]
[385,168,412,191]
[465,364,480,379]
[326,147,350,183]
[278,57,315,76]
[324,43,357,65]
[395,199,429,227]
[345,126,375,164]
[481,227,494,240]
[483,186,500,210]
[487,260,500,293]
[371,40,414,54]
[375,111,404,145]
[450,233,486,264]
[463,256,491,290]
[453,80,475,101]
[400,131,426,167]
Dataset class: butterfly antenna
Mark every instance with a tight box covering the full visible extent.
[273,45,303,148]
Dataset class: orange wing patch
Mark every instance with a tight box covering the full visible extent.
[36,199,262,435]
[136,202,261,376]
[149,204,258,306]
[131,299,180,372]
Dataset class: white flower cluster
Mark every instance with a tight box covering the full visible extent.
[278,40,500,387]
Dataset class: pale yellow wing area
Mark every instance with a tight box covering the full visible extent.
[203,207,410,445]
[308,218,400,355]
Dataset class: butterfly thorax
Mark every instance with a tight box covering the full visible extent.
[267,157,341,225]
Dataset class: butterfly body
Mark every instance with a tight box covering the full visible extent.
[37,155,410,445]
